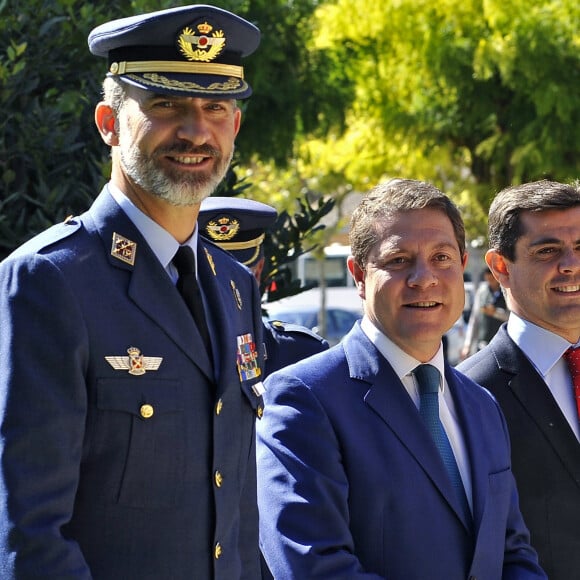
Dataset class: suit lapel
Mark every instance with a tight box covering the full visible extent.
[197,242,236,389]
[492,333,580,486]
[344,325,472,529]
[87,188,213,380]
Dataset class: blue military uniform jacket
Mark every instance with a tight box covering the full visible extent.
[263,320,329,375]
[0,188,265,579]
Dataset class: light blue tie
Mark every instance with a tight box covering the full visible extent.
[415,364,472,525]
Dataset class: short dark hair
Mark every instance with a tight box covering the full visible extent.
[488,179,580,261]
[349,178,466,267]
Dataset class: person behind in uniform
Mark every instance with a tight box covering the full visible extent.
[256,178,545,579]
[461,266,509,359]
[198,196,330,376]
[199,196,329,580]
[458,179,580,579]
[0,6,265,579]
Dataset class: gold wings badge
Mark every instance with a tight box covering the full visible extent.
[105,347,163,376]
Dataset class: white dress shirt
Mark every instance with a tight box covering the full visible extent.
[360,316,473,511]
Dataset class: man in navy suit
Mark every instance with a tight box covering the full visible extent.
[257,179,545,579]
[459,179,580,579]
[0,6,265,579]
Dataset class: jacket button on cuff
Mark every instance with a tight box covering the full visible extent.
[215,399,223,415]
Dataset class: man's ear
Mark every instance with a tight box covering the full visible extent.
[347,256,366,299]
[485,249,510,287]
[95,102,119,146]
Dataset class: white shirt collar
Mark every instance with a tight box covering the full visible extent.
[507,312,578,377]
[360,316,446,391]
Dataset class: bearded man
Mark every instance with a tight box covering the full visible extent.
[0,6,265,579]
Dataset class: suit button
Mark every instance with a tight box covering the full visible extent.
[256,404,264,419]
[215,398,223,415]
[214,542,222,560]
[140,404,154,419]
[214,470,223,488]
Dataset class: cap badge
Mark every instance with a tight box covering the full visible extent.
[205,216,240,241]
[105,347,163,376]
[178,22,226,63]
[111,232,137,266]
[236,333,262,381]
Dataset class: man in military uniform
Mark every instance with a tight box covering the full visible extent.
[199,196,329,376]
[0,6,265,579]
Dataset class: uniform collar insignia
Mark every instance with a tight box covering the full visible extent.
[204,247,217,276]
[111,232,137,265]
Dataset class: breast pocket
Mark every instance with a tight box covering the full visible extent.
[96,378,185,508]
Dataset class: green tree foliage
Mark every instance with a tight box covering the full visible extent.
[0,1,120,258]
[214,163,336,300]
[299,0,580,231]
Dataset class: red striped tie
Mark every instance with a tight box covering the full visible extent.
[563,347,580,419]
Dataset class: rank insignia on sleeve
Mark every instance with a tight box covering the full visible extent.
[111,232,137,266]
[105,347,163,375]
[236,333,261,381]
[231,280,243,310]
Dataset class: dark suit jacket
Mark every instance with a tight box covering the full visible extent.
[459,325,580,580]
[0,188,265,579]
[257,322,545,580]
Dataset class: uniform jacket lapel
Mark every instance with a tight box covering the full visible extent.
[344,324,472,530]
[86,188,213,380]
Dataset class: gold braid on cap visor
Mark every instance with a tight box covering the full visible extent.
[217,234,264,266]
[109,60,244,79]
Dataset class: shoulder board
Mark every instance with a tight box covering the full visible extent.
[268,319,326,343]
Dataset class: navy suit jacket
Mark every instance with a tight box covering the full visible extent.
[0,188,265,579]
[257,322,545,579]
[459,325,580,580]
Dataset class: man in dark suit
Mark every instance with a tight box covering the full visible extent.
[458,179,580,579]
[0,6,265,579]
[198,196,330,376]
[257,179,545,579]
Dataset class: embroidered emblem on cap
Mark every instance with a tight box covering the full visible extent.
[205,216,240,241]
[111,232,137,265]
[178,21,226,62]
[105,347,163,375]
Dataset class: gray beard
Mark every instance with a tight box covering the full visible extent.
[119,144,233,206]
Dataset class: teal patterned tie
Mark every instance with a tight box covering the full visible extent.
[415,364,472,525]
